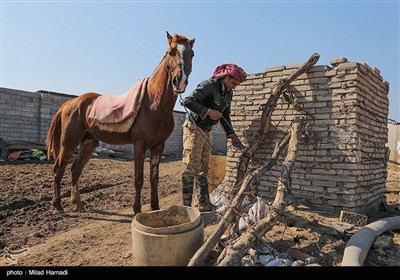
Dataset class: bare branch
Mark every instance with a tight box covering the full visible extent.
[217,116,304,266]
[187,132,291,266]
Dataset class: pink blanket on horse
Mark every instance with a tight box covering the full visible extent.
[87,78,146,124]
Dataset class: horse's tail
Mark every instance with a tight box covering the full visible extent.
[46,108,63,161]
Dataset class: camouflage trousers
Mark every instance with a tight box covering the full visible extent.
[181,119,215,211]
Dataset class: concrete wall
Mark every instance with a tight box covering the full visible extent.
[222,58,390,215]
[0,88,74,144]
[387,121,400,163]
[0,87,227,157]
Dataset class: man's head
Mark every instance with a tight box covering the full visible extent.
[223,76,242,90]
[210,63,247,90]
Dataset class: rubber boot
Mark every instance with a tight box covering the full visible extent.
[196,175,217,212]
[182,175,194,207]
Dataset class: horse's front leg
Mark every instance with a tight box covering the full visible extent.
[133,145,145,214]
[149,143,164,211]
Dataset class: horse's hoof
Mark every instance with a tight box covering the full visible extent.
[73,207,86,212]
[72,203,86,212]
[53,209,65,215]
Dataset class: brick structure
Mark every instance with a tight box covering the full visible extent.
[0,88,72,144]
[223,58,389,215]
[0,87,227,157]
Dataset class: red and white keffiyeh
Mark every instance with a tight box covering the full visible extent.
[210,63,247,83]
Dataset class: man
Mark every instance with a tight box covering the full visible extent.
[181,63,247,212]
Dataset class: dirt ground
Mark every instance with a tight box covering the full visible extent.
[0,156,399,268]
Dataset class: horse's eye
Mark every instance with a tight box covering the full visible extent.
[169,48,177,56]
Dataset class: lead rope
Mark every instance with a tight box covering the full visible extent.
[179,95,247,154]
[179,95,217,153]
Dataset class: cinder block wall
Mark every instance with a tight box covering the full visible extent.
[0,87,227,157]
[0,88,73,144]
[223,58,389,215]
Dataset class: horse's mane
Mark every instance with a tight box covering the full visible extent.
[170,33,190,47]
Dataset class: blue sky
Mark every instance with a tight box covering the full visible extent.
[1,0,399,120]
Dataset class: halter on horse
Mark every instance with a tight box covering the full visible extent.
[46,32,195,214]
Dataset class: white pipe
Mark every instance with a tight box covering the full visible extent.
[341,216,400,266]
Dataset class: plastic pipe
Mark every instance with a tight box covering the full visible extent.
[341,216,400,266]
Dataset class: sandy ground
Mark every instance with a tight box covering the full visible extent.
[0,157,399,269]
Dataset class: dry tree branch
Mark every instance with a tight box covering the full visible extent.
[234,53,319,192]
[217,116,304,266]
[187,133,291,266]
[188,53,319,266]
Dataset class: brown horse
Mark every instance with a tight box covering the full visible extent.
[46,32,195,214]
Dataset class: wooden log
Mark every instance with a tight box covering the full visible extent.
[217,116,304,266]
[188,54,318,266]
[234,53,319,191]
[188,130,291,266]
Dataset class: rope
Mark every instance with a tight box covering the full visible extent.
[179,95,217,153]
[179,95,247,153]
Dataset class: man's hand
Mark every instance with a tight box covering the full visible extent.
[207,109,222,121]
[229,134,245,150]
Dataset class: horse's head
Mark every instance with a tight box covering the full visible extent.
[165,31,195,94]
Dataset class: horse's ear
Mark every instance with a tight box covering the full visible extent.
[166,31,173,46]
[190,38,195,48]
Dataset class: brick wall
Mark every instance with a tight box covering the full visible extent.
[0,88,73,144]
[222,58,389,215]
[0,87,227,157]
